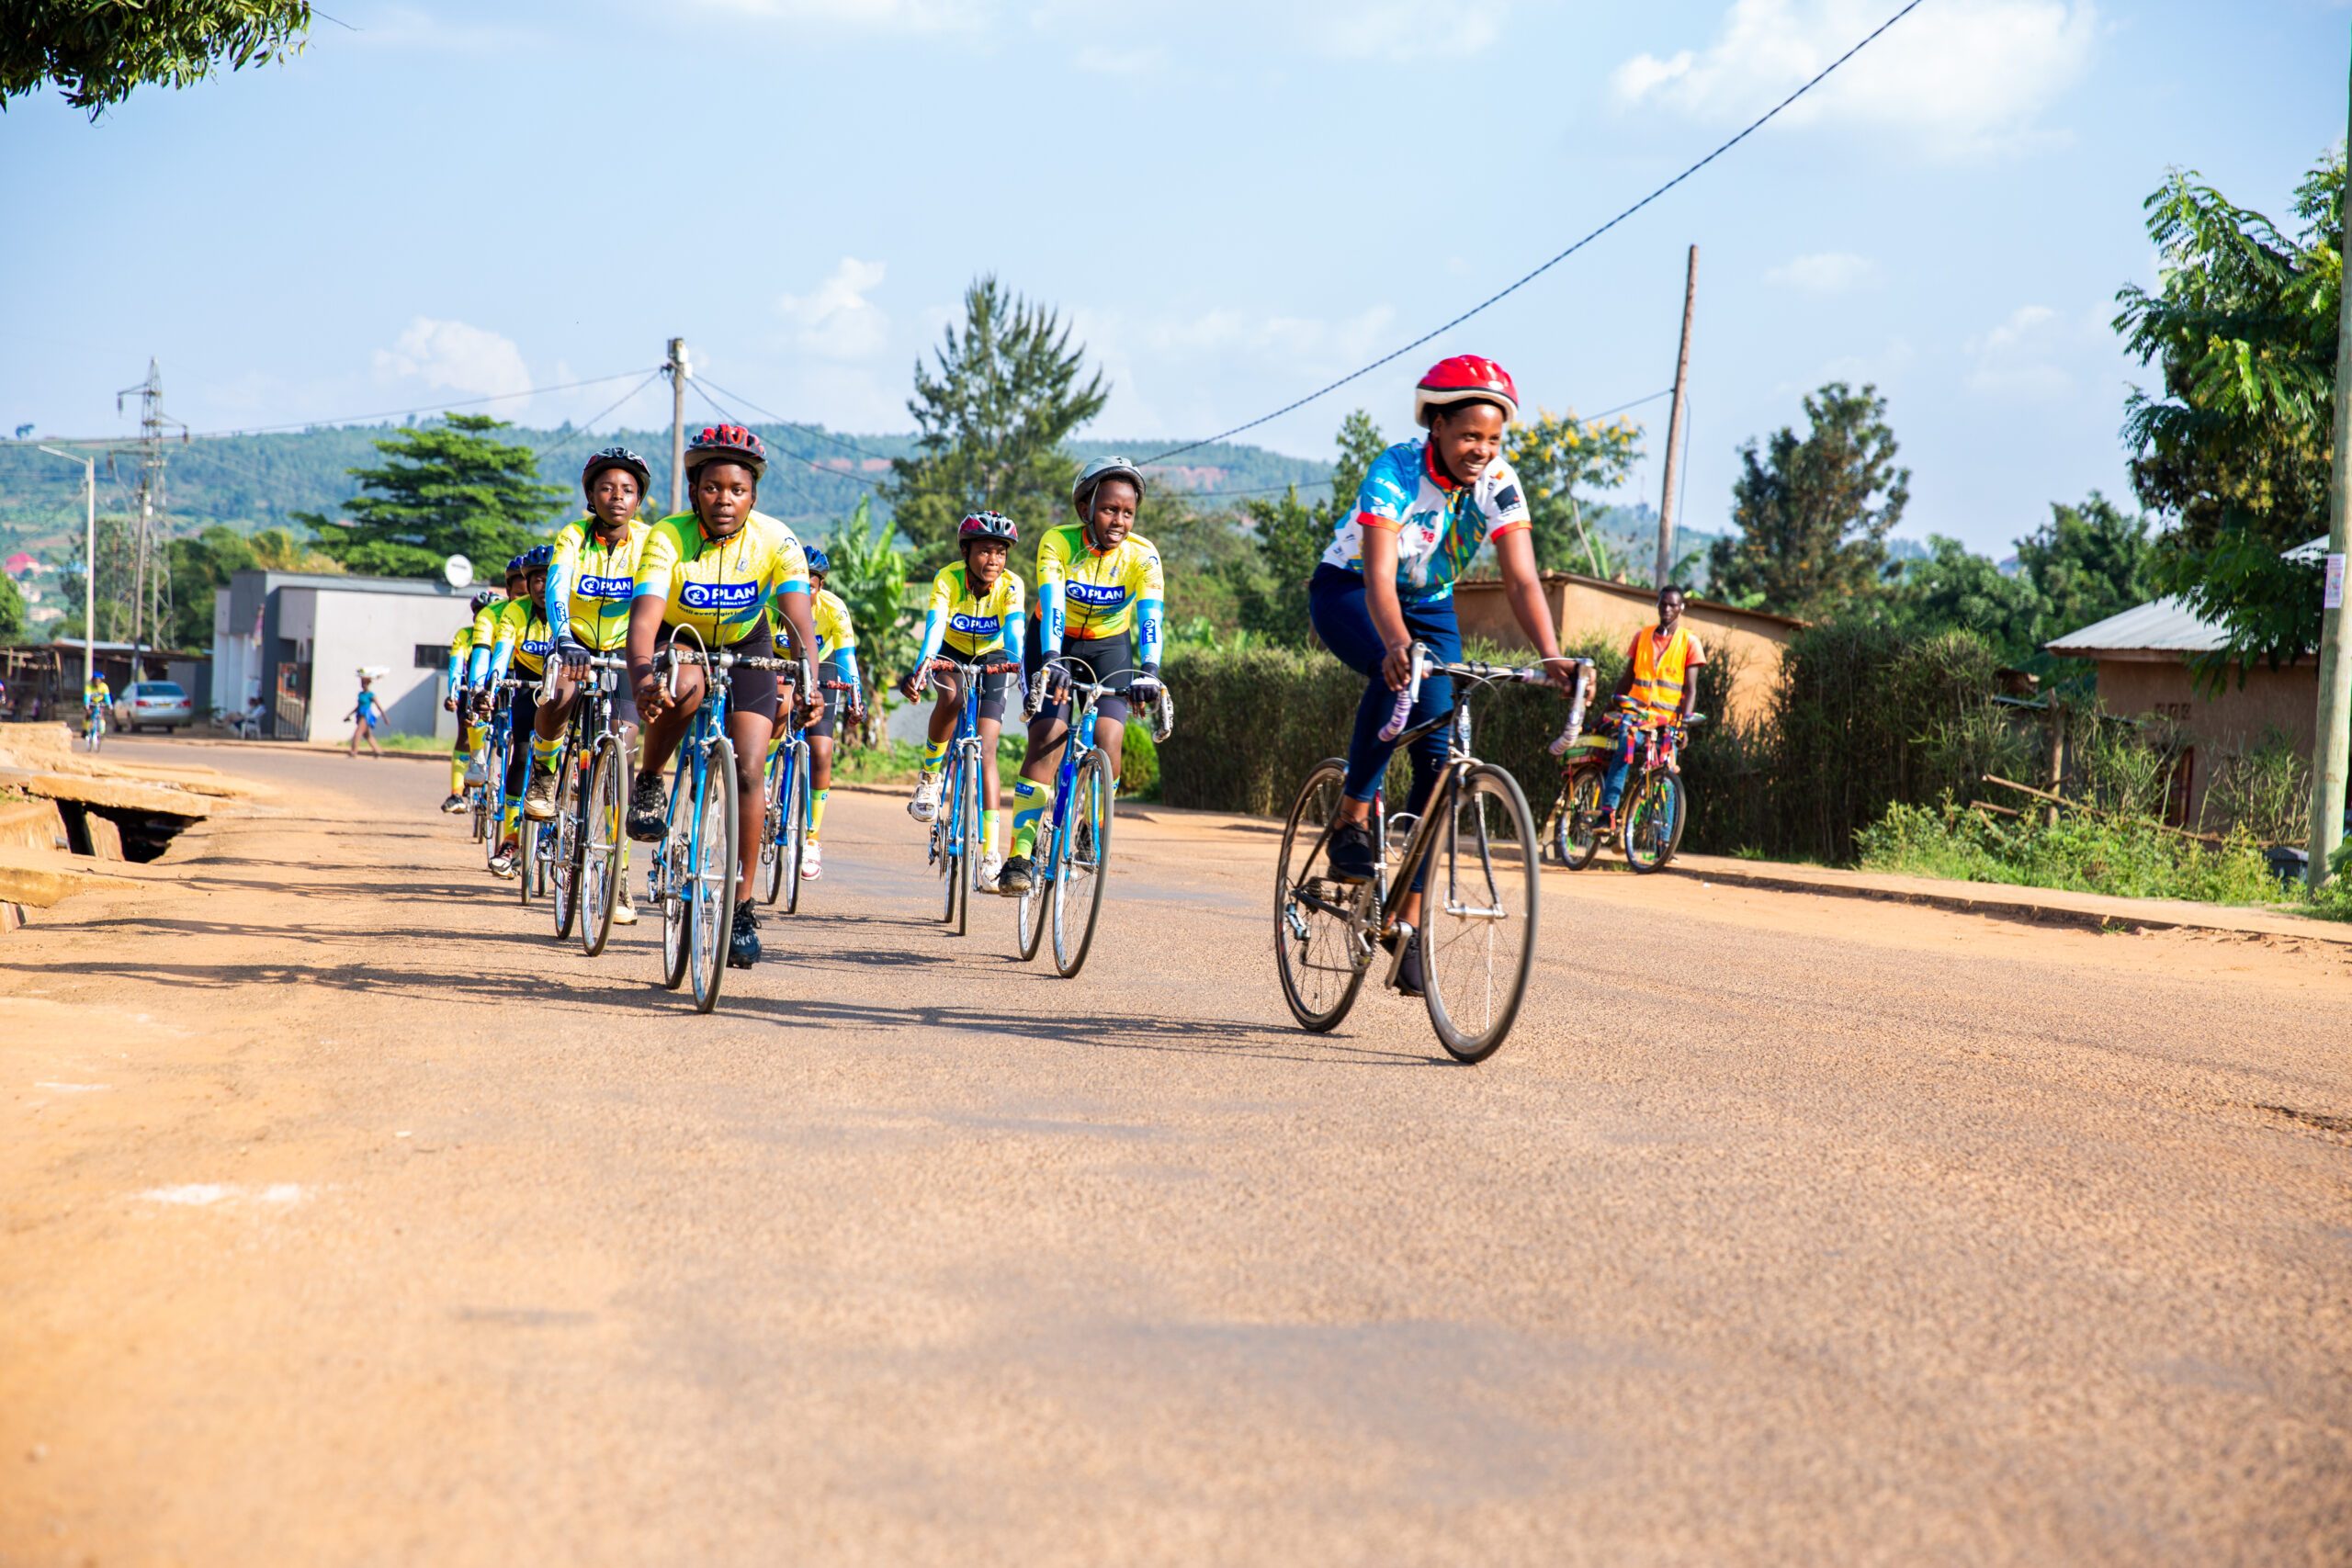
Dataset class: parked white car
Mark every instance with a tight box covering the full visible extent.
[112,681,194,733]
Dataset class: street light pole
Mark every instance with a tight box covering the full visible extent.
[37,446,96,688]
[2309,32,2352,892]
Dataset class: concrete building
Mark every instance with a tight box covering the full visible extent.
[213,570,475,742]
[1451,571,1804,724]
[2047,595,2322,826]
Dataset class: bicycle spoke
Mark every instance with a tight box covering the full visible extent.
[1420,766,1539,1063]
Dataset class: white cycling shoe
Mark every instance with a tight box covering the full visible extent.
[908,773,942,822]
[613,884,639,925]
[801,840,823,880]
[978,852,1003,893]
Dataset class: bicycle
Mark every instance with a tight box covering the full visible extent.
[1548,711,1703,874]
[645,630,806,1012]
[1012,658,1175,977]
[475,680,527,873]
[914,654,1020,938]
[1272,645,1589,1064]
[544,652,630,953]
[83,703,105,753]
[753,678,854,911]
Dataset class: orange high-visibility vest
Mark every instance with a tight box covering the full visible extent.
[1628,625,1693,724]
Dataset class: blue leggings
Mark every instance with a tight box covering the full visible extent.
[1306,564,1461,811]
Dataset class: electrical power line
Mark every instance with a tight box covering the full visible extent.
[1136,0,1928,466]
[693,375,898,468]
[688,381,888,492]
[531,371,667,464]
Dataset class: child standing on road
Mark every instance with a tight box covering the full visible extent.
[346,675,384,759]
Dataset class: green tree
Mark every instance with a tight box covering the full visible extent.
[1884,536,2044,666]
[0,572,25,642]
[295,414,562,579]
[164,523,340,647]
[6,1,311,117]
[1232,410,1387,642]
[1504,410,1645,577]
[2015,491,2154,640]
[2114,152,2340,674]
[888,276,1108,570]
[822,495,911,733]
[1709,381,1909,620]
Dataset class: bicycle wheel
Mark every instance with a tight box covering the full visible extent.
[1272,758,1372,1032]
[551,744,583,941]
[1050,750,1113,978]
[686,736,739,1013]
[659,766,691,991]
[754,749,786,906]
[782,743,810,916]
[1551,768,1605,871]
[1420,762,1541,1064]
[952,749,980,938]
[484,725,509,872]
[1014,795,1050,963]
[581,735,622,958]
[938,755,963,926]
[1623,773,1683,874]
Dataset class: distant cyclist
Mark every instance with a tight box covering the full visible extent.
[998,457,1163,897]
[899,511,1024,889]
[481,545,560,878]
[1599,583,1704,834]
[625,423,822,970]
[769,545,862,881]
[82,671,110,735]
[441,589,501,811]
[1308,355,1577,995]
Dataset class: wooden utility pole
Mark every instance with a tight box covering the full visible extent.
[1656,245,1698,589]
[2310,38,2352,892]
[665,337,691,515]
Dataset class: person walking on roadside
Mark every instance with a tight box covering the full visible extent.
[346,674,385,759]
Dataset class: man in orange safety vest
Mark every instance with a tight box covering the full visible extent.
[1601,584,1705,829]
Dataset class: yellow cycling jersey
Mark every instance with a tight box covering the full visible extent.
[774,585,858,662]
[447,623,474,660]
[548,515,650,652]
[924,562,1024,657]
[634,509,809,646]
[469,594,512,651]
[490,596,556,678]
[1035,524,1163,642]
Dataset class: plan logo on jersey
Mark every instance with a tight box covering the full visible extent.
[680,581,761,613]
[578,573,634,600]
[948,612,1002,637]
[521,637,553,659]
[1065,581,1127,608]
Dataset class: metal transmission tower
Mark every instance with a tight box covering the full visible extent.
[114,359,187,657]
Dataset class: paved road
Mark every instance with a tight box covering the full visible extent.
[4,739,2347,1564]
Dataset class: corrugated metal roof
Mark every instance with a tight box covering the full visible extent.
[2045,595,2222,655]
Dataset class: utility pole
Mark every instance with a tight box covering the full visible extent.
[114,359,183,666]
[1655,244,1699,589]
[36,446,96,687]
[665,337,691,515]
[2309,41,2352,892]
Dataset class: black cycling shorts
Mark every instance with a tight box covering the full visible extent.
[720,623,782,726]
[503,681,539,799]
[801,653,854,739]
[1023,618,1136,728]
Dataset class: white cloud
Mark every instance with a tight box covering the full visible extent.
[1611,0,2098,157]
[1965,303,2078,399]
[1767,251,1880,292]
[778,257,891,360]
[1313,1,1503,61]
[372,318,533,406]
[1074,43,1165,74]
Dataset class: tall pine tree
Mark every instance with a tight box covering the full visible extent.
[1709,382,1909,620]
[295,414,562,578]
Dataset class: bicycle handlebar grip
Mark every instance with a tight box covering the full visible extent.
[1376,642,1425,741]
[1546,659,1596,756]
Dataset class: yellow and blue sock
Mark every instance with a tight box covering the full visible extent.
[982,808,1000,859]
[920,737,948,774]
[1011,778,1044,860]
[530,736,560,778]
[808,788,828,841]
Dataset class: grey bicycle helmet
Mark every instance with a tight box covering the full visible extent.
[1072,455,1146,513]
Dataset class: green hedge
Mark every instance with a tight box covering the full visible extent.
[1161,620,2019,864]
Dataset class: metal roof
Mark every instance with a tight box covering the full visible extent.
[2045,595,2222,656]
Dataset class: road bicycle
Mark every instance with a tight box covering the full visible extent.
[1548,711,1704,874]
[1272,646,1589,1064]
[83,703,105,753]
[477,679,528,874]
[645,630,807,1012]
[544,652,630,953]
[753,678,854,911]
[915,654,1019,938]
[1012,657,1175,977]
[462,688,503,848]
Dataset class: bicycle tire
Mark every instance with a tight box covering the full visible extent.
[687,735,738,1013]
[1420,762,1541,1064]
[782,742,809,916]
[659,764,691,991]
[515,750,537,907]
[483,721,509,872]
[582,735,622,958]
[1050,750,1113,978]
[551,743,583,941]
[1552,768,1605,871]
[1623,773,1683,874]
[754,749,786,907]
[952,749,979,938]
[1014,792,1050,963]
[1272,758,1372,1032]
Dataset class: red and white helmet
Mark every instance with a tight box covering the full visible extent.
[1413,355,1520,428]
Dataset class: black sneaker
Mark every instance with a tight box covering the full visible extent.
[728,900,761,968]
[627,773,668,842]
[1327,820,1376,884]
[1396,928,1425,998]
[996,853,1035,895]
[438,793,466,815]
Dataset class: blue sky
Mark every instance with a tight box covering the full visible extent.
[3,0,2345,554]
